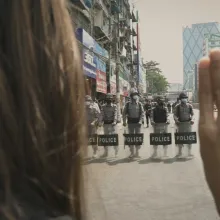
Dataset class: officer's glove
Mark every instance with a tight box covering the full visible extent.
[112,122,117,126]
[175,120,180,125]
[98,122,103,127]
[190,120,194,125]
[123,122,127,127]
[91,121,96,126]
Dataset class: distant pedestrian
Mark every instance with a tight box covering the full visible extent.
[144,99,152,128]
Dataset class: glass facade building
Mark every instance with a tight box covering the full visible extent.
[183,22,220,90]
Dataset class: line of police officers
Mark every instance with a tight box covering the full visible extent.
[85,90,194,159]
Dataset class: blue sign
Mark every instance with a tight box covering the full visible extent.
[83,49,97,79]
[76,28,109,78]
[94,42,109,59]
[96,57,106,73]
[76,28,109,59]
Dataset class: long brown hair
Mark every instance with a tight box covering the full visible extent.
[0,0,86,219]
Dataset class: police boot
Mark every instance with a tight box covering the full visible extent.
[163,145,168,158]
[114,146,119,158]
[187,145,193,157]
[92,146,98,159]
[135,146,141,158]
[101,147,108,158]
[151,146,158,158]
[129,146,134,158]
[176,145,183,158]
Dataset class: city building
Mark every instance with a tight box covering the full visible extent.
[182,22,220,92]
[72,0,144,105]
[203,33,220,56]
[168,83,183,92]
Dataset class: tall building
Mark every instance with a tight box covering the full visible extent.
[183,22,220,90]
[168,83,183,92]
[203,33,220,56]
[72,0,142,106]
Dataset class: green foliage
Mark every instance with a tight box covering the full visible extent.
[143,61,169,95]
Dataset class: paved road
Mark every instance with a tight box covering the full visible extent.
[85,110,219,220]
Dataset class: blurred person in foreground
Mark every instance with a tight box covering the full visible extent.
[199,49,220,216]
[0,1,86,220]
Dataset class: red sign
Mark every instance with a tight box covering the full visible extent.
[123,87,129,97]
[110,82,116,95]
[96,70,107,94]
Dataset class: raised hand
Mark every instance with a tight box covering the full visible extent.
[199,49,220,215]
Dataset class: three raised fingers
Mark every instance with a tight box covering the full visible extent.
[199,57,214,124]
[199,49,220,126]
[210,50,220,112]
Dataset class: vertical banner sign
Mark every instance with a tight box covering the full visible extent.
[110,75,117,95]
[88,135,97,145]
[83,49,97,79]
[96,58,107,94]
[175,132,197,144]
[124,134,144,145]
[150,133,172,145]
[98,134,119,146]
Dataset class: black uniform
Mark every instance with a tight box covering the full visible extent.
[144,103,152,126]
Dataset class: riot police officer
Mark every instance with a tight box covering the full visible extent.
[100,93,118,157]
[123,89,144,158]
[85,95,101,158]
[174,92,194,157]
[150,97,170,158]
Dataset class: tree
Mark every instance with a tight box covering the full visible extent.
[143,61,169,95]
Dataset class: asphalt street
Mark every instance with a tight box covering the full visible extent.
[85,110,220,220]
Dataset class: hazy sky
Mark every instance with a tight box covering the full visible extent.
[134,0,220,83]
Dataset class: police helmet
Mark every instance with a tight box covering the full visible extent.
[155,96,165,104]
[106,93,113,100]
[179,92,188,99]
[85,95,92,101]
[130,88,139,97]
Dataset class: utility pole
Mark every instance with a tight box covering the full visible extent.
[115,13,121,121]
[108,13,112,94]
[136,10,139,92]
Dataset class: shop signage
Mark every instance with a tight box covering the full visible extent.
[76,28,109,58]
[94,41,109,59]
[175,132,197,144]
[96,58,107,93]
[98,134,119,146]
[76,28,109,79]
[150,133,172,145]
[83,49,97,79]
[96,70,107,94]
[124,134,144,145]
